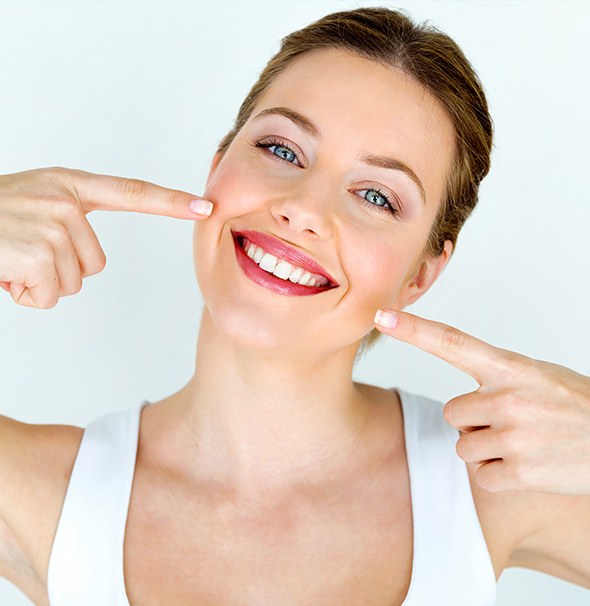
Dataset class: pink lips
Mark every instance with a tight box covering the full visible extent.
[231,229,338,287]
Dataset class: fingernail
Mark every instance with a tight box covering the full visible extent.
[189,199,213,216]
[374,309,398,329]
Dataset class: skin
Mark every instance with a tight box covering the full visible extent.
[142,47,455,505]
[375,308,590,496]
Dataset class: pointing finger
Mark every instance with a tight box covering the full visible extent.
[62,168,214,219]
[374,308,516,384]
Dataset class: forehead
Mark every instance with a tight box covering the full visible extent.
[250,47,456,209]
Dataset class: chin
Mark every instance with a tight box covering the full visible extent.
[208,303,313,355]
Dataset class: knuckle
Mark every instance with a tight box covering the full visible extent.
[531,358,566,388]
[65,280,83,296]
[86,253,107,276]
[44,222,69,246]
[443,399,456,424]
[122,178,148,203]
[95,251,107,272]
[51,196,82,219]
[494,349,532,382]
[455,437,466,459]
[25,291,57,309]
[441,326,466,355]
[553,374,575,402]
[43,166,66,179]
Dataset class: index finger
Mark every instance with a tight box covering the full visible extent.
[63,168,213,219]
[374,309,514,384]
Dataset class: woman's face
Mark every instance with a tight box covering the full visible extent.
[194,48,455,356]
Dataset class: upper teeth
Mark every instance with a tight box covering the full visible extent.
[242,238,330,287]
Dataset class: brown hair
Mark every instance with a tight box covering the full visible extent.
[215,6,493,354]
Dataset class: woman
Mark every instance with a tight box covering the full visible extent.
[0,6,588,606]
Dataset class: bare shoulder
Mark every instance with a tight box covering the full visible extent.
[0,414,84,602]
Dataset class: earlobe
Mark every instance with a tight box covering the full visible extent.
[400,239,454,308]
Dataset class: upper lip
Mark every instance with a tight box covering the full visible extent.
[231,229,339,287]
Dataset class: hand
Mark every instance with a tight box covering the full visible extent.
[374,308,590,495]
[0,166,213,308]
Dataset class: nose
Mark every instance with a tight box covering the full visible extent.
[269,183,335,240]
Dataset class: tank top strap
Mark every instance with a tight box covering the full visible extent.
[47,400,148,606]
[396,387,496,606]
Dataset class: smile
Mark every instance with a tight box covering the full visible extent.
[232,232,339,297]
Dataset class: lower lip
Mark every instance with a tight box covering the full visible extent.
[232,236,335,297]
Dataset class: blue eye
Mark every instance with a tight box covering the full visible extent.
[357,188,398,216]
[254,138,301,166]
[251,137,399,217]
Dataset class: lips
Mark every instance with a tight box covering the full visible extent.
[231,229,339,287]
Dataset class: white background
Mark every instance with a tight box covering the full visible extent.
[0,0,588,604]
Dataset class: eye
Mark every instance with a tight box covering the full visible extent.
[252,138,303,167]
[356,187,399,217]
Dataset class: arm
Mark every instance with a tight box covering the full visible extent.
[508,491,590,588]
[0,415,82,603]
[0,416,42,594]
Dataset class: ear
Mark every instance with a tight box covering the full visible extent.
[398,239,453,308]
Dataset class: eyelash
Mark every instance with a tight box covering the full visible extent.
[251,137,400,217]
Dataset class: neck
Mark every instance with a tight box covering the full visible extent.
[158,307,376,502]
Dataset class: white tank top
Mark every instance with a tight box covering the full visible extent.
[47,388,497,605]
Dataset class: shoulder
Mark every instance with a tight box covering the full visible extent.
[0,414,84,519]
[0,414,84,591]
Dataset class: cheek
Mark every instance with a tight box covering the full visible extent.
[193,157,277,282]
[194,162,255,263]
[345,236,413,306]
[202,161,262,218]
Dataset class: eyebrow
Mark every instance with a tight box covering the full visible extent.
[252,106,427,204]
